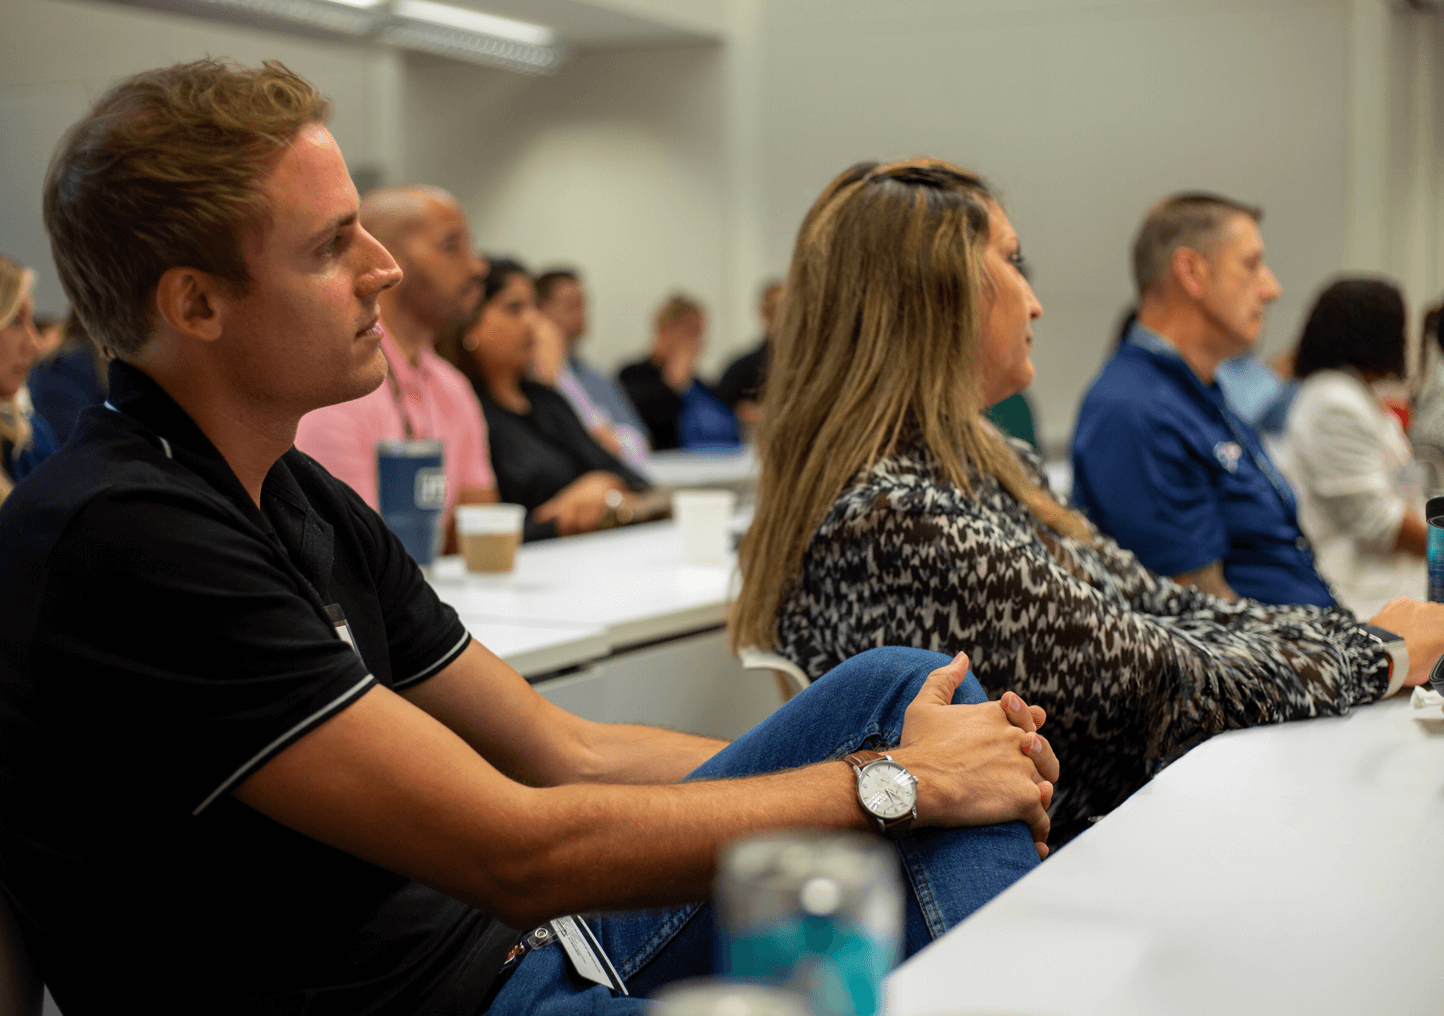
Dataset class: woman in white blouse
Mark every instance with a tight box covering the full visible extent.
[1280,278,1427,617]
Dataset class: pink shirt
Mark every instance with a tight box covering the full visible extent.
[295,331,495,522]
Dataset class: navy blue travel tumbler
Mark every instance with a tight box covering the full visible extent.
[377,439,446,567]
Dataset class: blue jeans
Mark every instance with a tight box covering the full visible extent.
[488,647,1038,1016]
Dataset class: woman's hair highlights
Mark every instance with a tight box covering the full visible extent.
[731,158,1089,652]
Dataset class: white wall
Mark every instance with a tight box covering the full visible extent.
[756,0,1357,449]
[4,0,1442,450]
[0,0,403,318]
[401,42,737,375]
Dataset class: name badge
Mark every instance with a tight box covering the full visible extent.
[531,915,628,995]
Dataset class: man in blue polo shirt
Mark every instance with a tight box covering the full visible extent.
[1072,193,1334,607]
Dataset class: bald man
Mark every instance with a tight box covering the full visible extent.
[296,185,497,541]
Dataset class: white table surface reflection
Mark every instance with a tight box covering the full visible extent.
[643,446,757,491]
[885,695,1444,1015]
[430,520,735,648]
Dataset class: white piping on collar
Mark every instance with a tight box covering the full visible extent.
[103,400,173,459]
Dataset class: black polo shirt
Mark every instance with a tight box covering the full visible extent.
[0,362,511,1014]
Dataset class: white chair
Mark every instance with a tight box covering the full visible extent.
[0,889,42,1016]
[738,647,811,703]
[1413,443,1444,497]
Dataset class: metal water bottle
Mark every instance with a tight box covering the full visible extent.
[715,832,903,1016]
[376,439,446,567]
[1427,495,1444,603]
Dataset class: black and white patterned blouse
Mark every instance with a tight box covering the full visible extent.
[775,438,1390,843]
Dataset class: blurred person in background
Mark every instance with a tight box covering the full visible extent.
[619,295,739,451]
[535,268,650,471]
[295,184,497,549]
[731,159,1443,847]
[1072,193,1333,606]
[455,258,649,541]
[1277,278,1426,616]
[715,278,783,432]
[0,255,57,504]
[1410,301,1444,461]
[29,310,108,442]
[33,314,65,360]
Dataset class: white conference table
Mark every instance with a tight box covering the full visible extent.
[886,694,1444,1016]
[430,520,735,654]
[428,520,779,741]
[643,446,757,492]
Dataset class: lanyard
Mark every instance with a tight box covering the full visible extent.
[1213,394,1296,514]
[1127,326,1297,516]
[380,346,430,441]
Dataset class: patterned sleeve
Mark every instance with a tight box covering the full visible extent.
[844,501,1388,766]
[781,443,1392,837]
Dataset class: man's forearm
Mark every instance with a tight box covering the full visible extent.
[570,721,727,785]
[237,687,866,929]
[241,656,1054,930]
[1172,560,1239,600]
[489,762,865,922]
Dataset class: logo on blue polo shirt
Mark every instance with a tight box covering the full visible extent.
[1213,441,1243,473]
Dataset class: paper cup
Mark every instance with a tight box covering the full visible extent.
[456,503,526,573]
[673,489,737,567]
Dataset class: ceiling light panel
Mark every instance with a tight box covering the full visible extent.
[391,0,553,45]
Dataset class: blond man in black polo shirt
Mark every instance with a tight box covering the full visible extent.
[0,60,1058,1015]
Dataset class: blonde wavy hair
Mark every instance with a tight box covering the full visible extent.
[0,255,36,505]
[730,159,1090,652]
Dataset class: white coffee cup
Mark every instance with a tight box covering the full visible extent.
[673,489,737,567]
[455,503,526,573]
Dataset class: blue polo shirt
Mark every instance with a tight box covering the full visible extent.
[1071,323,1334,607]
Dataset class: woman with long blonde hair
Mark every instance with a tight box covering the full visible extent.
[0,255,57,505]
[733,159,1443,845]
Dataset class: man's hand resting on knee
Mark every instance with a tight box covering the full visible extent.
[889,652,1058,859]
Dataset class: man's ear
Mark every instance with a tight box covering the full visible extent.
[153,266,227,343]
[1172,246,1210,301]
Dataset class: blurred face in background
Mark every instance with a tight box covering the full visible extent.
[760,283,783,335]
[539,277,587,345]
[390,197,488,331]
[1195,214,1281,355]
[0,286,42,400]
[35,319,65,361]
[977,204,1043,408]
[467,271,537,380]
[655,310,704,361]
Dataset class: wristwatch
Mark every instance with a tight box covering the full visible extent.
[601,489,634,528]
[1361,624,1408,698]
[843,751,917,840]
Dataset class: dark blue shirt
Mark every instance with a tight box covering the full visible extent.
[1071,323,1334,607]
[29,344,106,442]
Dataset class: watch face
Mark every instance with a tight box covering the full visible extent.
[858,760,917,820]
